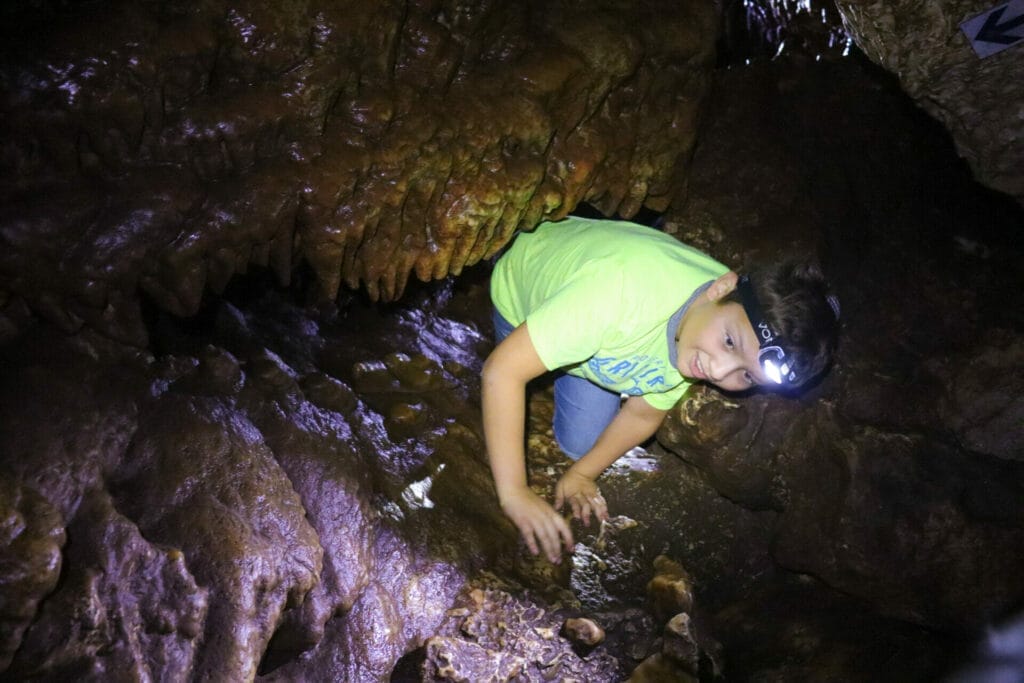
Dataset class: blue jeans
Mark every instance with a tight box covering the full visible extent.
[492,309,621,460]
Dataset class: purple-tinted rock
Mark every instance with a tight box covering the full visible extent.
[0,478,64,672]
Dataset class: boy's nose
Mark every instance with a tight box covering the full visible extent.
[709,355,741,382]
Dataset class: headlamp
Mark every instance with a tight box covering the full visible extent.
[736,275,798,386]
[758,345,793,385]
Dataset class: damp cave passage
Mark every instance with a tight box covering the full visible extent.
[3,0,1024,681]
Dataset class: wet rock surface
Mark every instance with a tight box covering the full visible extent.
[0,478,64,673]
[0,0,717,344]
[836,0,1024,207]
[657,46,1024,642]
[7,488,208,681]
[1,5,1024,683]
[0,282,492,681]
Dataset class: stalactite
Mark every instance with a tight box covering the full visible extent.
[0,0,717,338]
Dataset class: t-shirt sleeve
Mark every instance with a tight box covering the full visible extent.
[525,268,623,371]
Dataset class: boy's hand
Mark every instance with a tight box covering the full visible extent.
[555,469,609,527]
[499,486,574,563]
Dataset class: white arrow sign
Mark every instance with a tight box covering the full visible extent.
[961,0,1024,58]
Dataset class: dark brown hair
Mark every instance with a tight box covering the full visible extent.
[722,261,840,389]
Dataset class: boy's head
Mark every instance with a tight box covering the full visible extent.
[675,262,840,393]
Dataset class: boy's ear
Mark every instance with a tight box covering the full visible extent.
[705,271,739,302]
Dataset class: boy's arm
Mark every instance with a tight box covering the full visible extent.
[555,395,668,523]
[482,322,574,563]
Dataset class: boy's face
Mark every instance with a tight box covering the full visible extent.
[675,272,770,392]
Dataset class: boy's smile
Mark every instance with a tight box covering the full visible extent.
[674,272,767,392]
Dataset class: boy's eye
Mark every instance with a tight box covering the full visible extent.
[725,333,735,349]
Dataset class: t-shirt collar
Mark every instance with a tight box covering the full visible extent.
[667,281,713,368]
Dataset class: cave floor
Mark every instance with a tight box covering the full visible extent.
[189,263,964,682]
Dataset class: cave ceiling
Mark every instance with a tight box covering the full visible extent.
[0,0,717,345]
[2,1,1021,340]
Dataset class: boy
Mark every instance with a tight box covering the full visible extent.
[483,216,840,563]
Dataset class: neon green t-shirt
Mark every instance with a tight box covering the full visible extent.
[490,216,728,410]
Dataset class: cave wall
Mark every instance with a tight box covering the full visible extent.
[0,0,718,346]
[835,0,1024,207]
[657,41,1024,636]
[3,1,1024,681]
[0,321,490,681]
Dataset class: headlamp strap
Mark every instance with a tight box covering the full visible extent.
[737,275,798,384]
[736,275,778,349]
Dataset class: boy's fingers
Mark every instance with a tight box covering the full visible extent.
[516,515,544,557]
[541,515,564,562]
[580,500,592,526]
[523,531,539,556]
[553,513,574,552]
[514,505,573,563]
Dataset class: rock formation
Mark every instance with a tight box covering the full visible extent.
[0,301,489,681]
[835,0,1024,207]
[0,0,717,346]
[2,1,1024,681]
